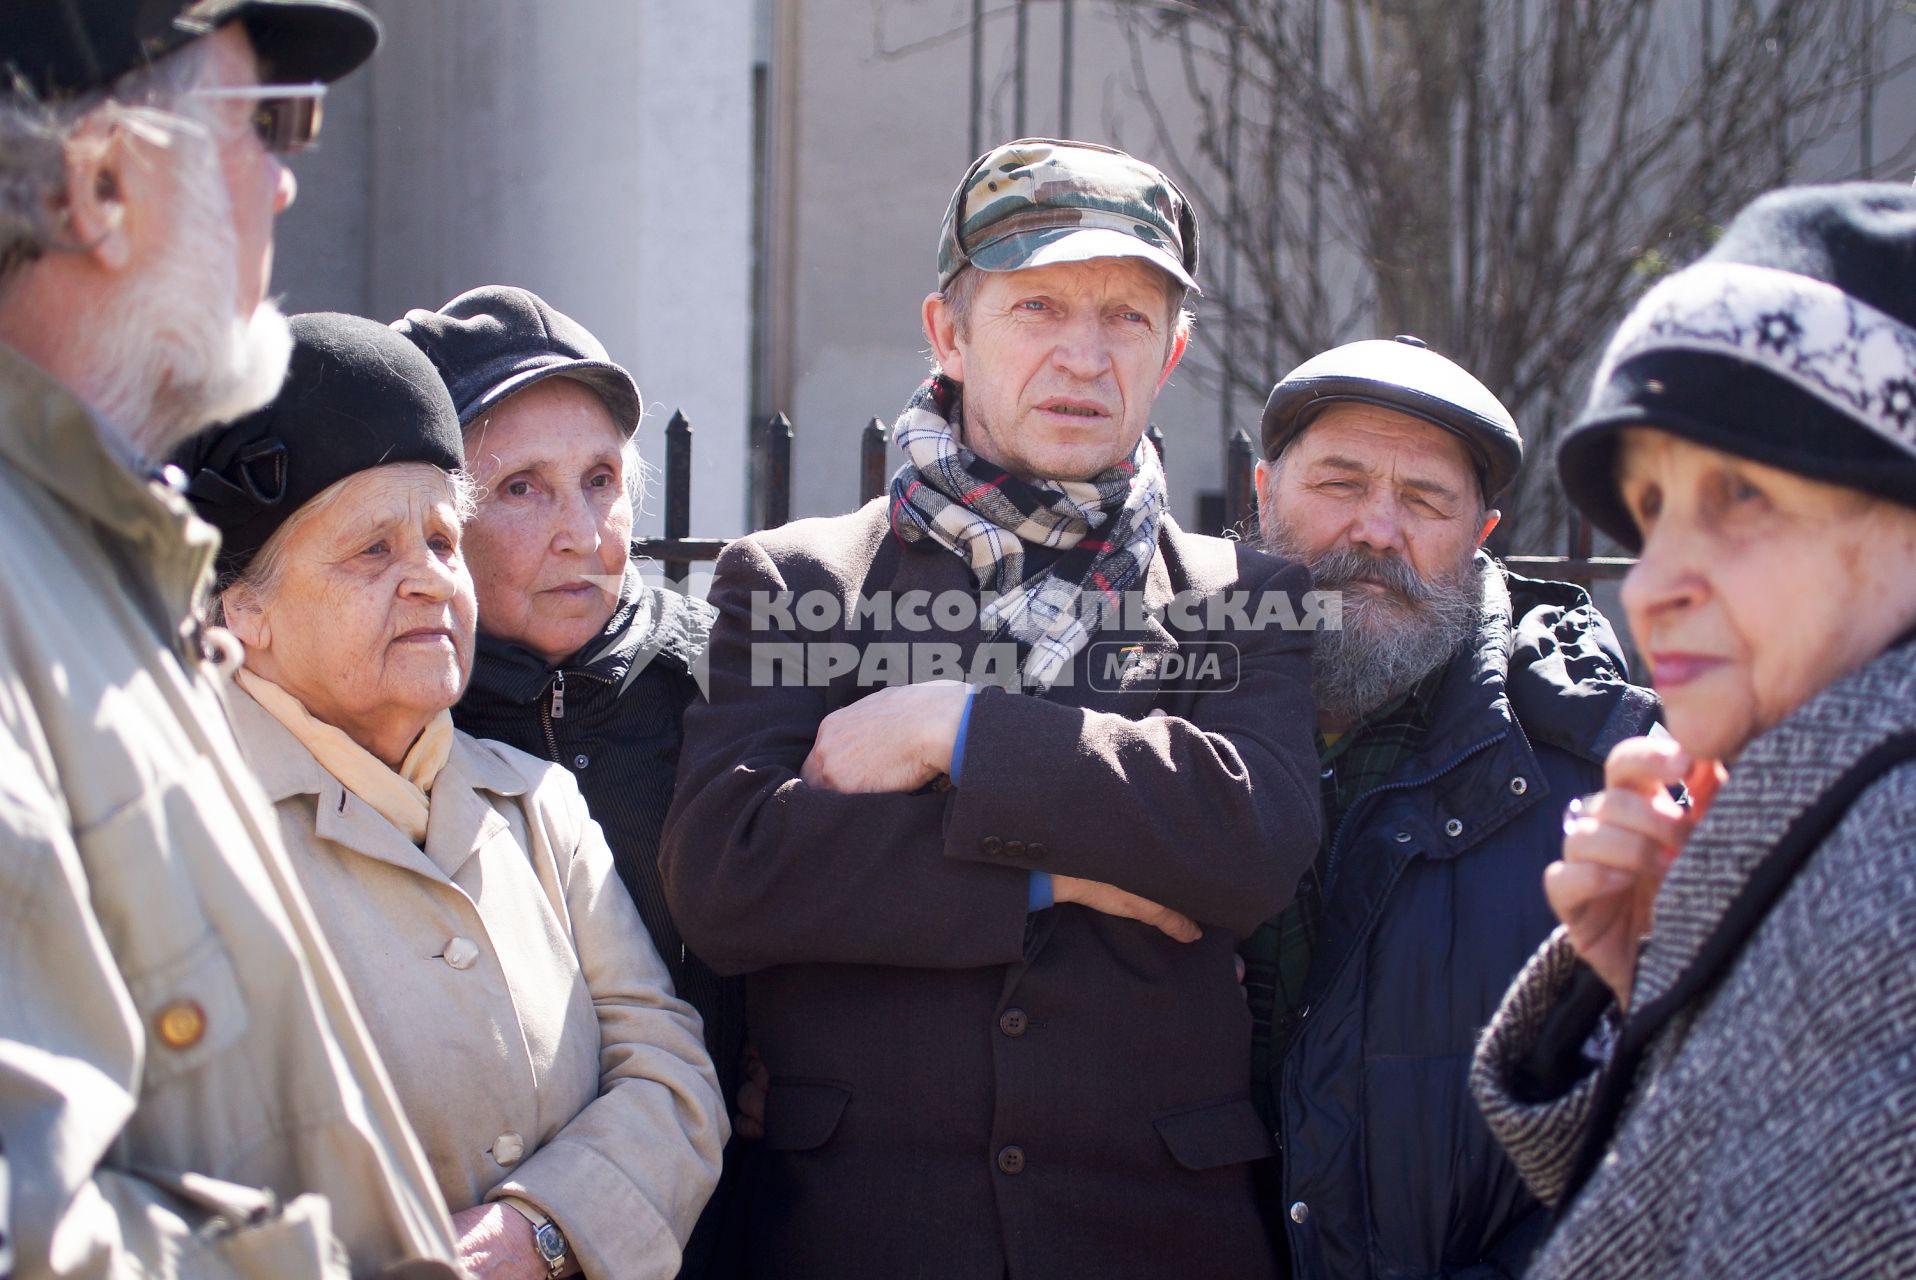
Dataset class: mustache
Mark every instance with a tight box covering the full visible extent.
[1304,546,1434,605]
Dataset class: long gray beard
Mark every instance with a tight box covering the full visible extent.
[1267,535,1484,726]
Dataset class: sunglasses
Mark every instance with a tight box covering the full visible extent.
[190,84,326,155]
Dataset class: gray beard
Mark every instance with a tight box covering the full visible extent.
[1265,533,1485,726]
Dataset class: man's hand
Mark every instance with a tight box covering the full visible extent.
[1548,736,1726,1010]
[1053,874,1202,942]
[734,1044,770,1141]
[451,1202,549,1280]
[801,680,972,794]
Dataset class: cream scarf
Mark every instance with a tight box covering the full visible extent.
[236,668,455,844]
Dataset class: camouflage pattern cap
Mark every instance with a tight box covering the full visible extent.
[936,137,1200,294]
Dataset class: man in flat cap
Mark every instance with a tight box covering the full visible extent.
[1244,339,1658,1278]
[0,5,460,1276]
[661,138,1321,1278]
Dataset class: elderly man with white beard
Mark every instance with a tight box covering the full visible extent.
[0,5,463,1278]
[1241,337,1660,1280]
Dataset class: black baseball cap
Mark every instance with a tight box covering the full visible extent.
[392,286,643,438]
[6,0,380,101]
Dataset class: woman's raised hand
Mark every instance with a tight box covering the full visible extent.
[1547,735,1726,1010]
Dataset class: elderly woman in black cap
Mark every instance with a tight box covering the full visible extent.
[1470,184,1916,1276]
[178,312,727,1280]
[392,288,745,1277]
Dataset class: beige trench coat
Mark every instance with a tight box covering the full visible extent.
[0,346,461,1278]
[224,689,727,1280]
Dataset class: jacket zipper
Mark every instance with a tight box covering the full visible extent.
[540,671,566,762]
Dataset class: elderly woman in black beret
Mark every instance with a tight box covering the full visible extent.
[1470,184,1916,1276]
[177,312,727,1280]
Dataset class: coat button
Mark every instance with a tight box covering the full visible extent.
[154,999,206,1050]
[572,753,590,769]
[1510,776,1528,796]
[996,1145,1026,1175]
[1445,818,1465,837]
[443,937,480,971]
[981,836,1003,856]
[1290,1200,1310,1225]
[1004,839,1026,860]
[1026,842,1046,861]
[999,1008,1029,1037]
[1393,831,1412,843]
[492,1133,525,1166]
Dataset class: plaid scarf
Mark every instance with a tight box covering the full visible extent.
[887,374,1164,691]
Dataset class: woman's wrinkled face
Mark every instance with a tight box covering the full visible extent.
[462,378,633,666]
[1617,429,1916,762]
[234,464,476,753]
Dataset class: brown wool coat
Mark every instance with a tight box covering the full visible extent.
[224,689,729,1280]
[661,500,1323,1280]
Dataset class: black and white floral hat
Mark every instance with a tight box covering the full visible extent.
[1557,182,1916,550]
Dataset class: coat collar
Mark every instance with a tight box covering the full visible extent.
[0,342,222,651]
[226,680,529,882]
[466,562,713,704]
[1631,637,1916,1014]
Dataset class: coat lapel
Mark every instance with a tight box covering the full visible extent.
[420,737,526,883]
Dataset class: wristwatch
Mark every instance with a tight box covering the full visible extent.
[501,1197,569,1278]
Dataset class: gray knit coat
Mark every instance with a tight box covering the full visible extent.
[1471,639,1916,1278]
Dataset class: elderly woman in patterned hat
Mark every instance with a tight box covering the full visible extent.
[1470,184,1916,1276]
[177,311,727,1280]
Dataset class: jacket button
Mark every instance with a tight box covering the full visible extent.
[999,1008,1029,1037]
[1026,842,1046,861]
[572,753,590,769]
[443,937,480,971]
[1510,776,1528,795]
[981,836,1004,856]
[996,1145,1026,1175]
[1289,1200,1310,1225]
[154,999,206,1050]
[1393,831,1412,843]
[1004,839,1026,860]
[492,1133,524,1166]
[1445,818,1465,837]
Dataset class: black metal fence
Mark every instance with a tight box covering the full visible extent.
[634,410,1629,588]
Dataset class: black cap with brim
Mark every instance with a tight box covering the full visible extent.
[6,0,379,101]
[393,285,643,438]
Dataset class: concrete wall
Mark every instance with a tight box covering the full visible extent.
[274,0,756,542]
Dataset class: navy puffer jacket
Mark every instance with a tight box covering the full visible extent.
[1272,557,1659,1280]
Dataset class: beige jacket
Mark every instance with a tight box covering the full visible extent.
[0,345,461,1278]
[225,689,727,1280]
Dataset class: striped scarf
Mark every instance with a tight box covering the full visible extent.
[886,374,1164,691]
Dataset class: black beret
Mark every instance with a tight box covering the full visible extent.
[5,0,379,101]
[1559,182,1916,551]
[392,285,642,436]
[175,311,464,580]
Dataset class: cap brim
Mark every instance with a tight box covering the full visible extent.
[460,360,643,438]
[188,0,381,83]
[968,226,1200,295]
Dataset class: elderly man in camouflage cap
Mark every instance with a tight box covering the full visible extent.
[661,139,1321,1278]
